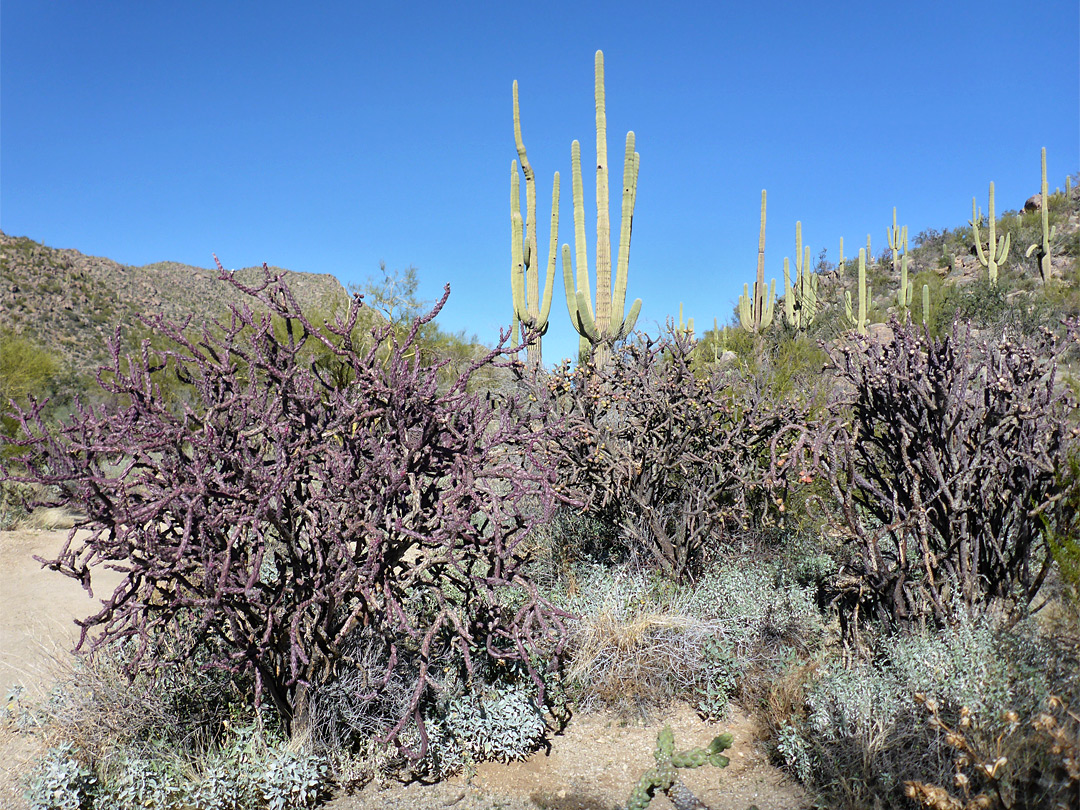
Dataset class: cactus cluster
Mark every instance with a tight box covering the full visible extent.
[738,190,775,333]
[563,50,642,367]
[625,726,733,810]
[510,50,640,369]
[888,208,913,317]
[677,302,695,338]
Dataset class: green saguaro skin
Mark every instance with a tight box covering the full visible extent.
[563,50,642,368]
[1025,148,1057,283]
[510,80,559,371]
[739,190,775,333]
[972,181,1011,286]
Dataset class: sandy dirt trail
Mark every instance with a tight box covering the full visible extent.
[0,529,125,810]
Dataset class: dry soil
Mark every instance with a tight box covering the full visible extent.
[0,529,808,810]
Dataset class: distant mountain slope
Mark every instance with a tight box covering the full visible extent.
[0,231,363,380]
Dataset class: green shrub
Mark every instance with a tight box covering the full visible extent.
[557,561,824,718]
[777,610,1079,809]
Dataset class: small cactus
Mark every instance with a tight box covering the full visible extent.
[625,726,733,810]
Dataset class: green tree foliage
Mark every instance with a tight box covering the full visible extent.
[0,329,63,457]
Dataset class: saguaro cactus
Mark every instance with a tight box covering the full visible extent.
[783,221,817,329]
[510,80,559,371]
[838,236,845,279]
[1025,147,1056,283]
[888,207,913,316]
[972,181,1011,286]
[562,50,642,367]
[886,209,913,317]
[738,189,775,333]
[844,248,870,334]
[677,302,694,337]
[922,282,930,326]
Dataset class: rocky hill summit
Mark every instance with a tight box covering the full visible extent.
[1,231,357,380]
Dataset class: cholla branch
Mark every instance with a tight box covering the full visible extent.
[1,263,570,759]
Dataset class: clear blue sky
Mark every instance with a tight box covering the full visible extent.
[3,1,1077,366]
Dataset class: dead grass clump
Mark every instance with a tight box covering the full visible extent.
[566,611,718,717]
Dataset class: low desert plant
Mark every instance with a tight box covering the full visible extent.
[625,725,733,810]
[1,264,569,759]
[905,693,1079,810]
[558,561,823,718]
[776,609,1079,809]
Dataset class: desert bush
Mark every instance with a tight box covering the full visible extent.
[536,329,794,583]
[776,610,1079,809]
[798,318,1079,643]
[0,329,64,459]
[558,560,824,718]
[1,264,568,759]
[26,743,97,810]
[904,693,1079,810]
[26,727,331,810]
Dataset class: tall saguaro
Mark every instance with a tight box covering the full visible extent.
[738,190,775,333]
[563,50,642,367]
[510,80,558,372]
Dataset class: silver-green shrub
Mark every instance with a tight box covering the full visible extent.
[25,744,96,810]
[442,683,546,763]
[778,607,1079,809]
[558,561,824,717]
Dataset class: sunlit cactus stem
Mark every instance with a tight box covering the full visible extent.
[563,50,642,368]
[844,248,870,334]
[510,80,559,371]
[838,236,845,279]
[738,190,775,333]
[677,302,694,338]
[625,725,733,810]
[1025,147,1057,284]
[972,181,1011,286]
[783,221,816,329]
[888,208,912,316]
[922,283,930,326]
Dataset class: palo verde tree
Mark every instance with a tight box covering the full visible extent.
[1,264,570,758]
